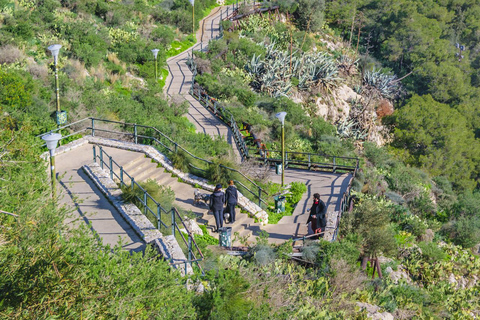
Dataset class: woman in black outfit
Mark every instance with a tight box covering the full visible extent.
[307,193,326,236]
[209,184,225,232]
[225,180,238,223]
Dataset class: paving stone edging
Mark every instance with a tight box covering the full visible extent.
[83,162,193,275]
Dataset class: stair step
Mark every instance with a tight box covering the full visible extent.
[119,154,147,172]
[134,163,160,182]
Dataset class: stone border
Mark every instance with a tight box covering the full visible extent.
[83,162,193,275]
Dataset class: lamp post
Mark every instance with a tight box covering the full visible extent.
[48,44,66,126]
[275,111,287,186]
[42,132,62,198]
[151,49,160,81]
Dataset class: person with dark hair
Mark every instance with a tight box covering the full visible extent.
[307,193,326,236]
[209,184,225,232]
[225,180,238,223]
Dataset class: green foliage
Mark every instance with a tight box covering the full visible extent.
[417,241,447,263]
[171,149,191,172]
[194,225,219,251]
[289,181,307,203]
[442,215,480,249]
[0,131,195,318]
[193,268,257,319]
[122,179,175,211]
[393,95,480,191]
[206,158,236,187]
[352,197,397,257]
[293,0,325,32]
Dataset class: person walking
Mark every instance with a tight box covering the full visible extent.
[225,180,238,224]
[209,184,225,232]
[307,193,326,236]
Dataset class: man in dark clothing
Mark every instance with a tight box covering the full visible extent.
[307,193,326,235]
[209,184,225,232]
[225,180,238,223]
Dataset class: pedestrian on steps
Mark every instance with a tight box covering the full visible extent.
[307,193,326,237]
[209,184,225,232]
[225,180,238,224]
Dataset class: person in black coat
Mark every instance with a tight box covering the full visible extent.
[307,193,326,235]
[209,184,225,232]
[225,180,238,223]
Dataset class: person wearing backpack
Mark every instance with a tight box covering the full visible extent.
[224,180,238,224]
[307,193,326,236]
[209,184,225,232]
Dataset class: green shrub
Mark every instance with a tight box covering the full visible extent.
[170,149,191,172]
[417,241,446,263]
[442,215,480,248]
[289,181,307,203]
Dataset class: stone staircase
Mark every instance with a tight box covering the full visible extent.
[108,148,261,245]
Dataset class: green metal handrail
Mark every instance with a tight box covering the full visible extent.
[37,117,267,206]
[93,145,204,270]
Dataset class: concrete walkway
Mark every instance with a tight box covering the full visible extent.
[57,145,146,253]
[165,5,242,161]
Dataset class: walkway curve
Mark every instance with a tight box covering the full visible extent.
[165,5,242,162]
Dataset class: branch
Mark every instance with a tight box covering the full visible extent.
[390,71,413,83]
[0,210,18,217]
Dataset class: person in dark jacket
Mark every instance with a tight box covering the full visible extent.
[225,180,238,223]
[209,184,225,232]
[306,193,326,236]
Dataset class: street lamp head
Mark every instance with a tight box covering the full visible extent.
[151,49,160,59]
[42,132,62,156]
[48,44,62,63]
[275,111,287,125]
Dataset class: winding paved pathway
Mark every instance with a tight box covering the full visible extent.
[54,6,353,249]
[165,5,242,161]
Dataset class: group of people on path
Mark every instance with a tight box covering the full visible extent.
[209,180,327,237]
[209,180,238,232]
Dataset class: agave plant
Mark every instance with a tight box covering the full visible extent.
[363,68,401,99]
[336,118,368,140]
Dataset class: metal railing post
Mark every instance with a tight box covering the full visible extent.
[174,143,178,153]
[91,118,95,136]
[171,209,176,236]
[134,124,138,144]
[120,166,124,186]
[333,156,336,173]
[258,187,262,207]
[109,156,113,180]
[99,147,104,169]
[131,177,135,192]
[144,191,147,216]
[157,204,162,230]
[308,154,311,170]
[93,145,96,163]
[188,235,193,266]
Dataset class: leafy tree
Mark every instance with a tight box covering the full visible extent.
[293,0,325,32]
[352,197,397,259]
[393,94,480,190]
